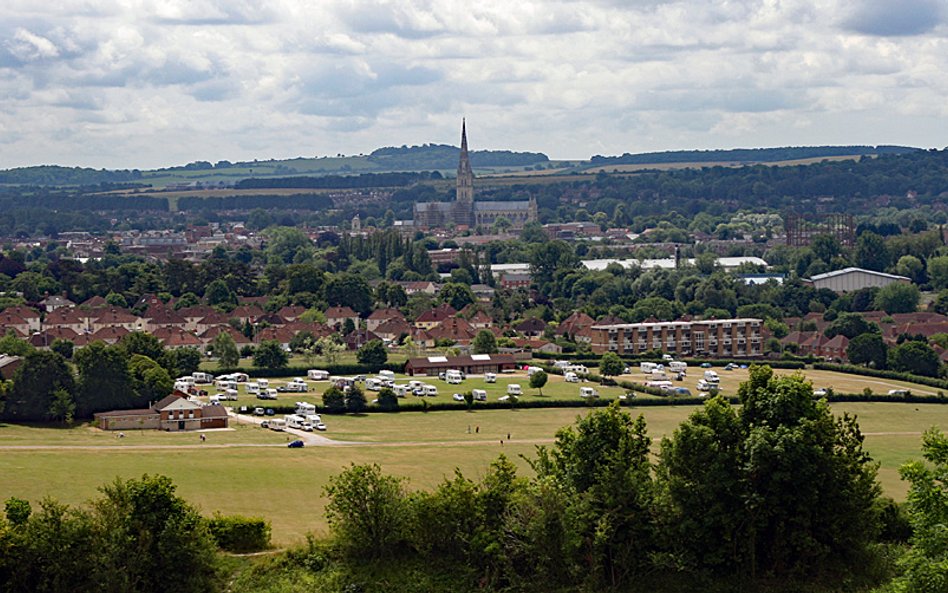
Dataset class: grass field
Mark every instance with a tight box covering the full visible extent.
[1,395,944,546]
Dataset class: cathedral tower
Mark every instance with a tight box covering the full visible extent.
[453,119,475,226]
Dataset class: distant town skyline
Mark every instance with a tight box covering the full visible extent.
[1,0,946,170]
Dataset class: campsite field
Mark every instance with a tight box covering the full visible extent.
[0,398,944,546]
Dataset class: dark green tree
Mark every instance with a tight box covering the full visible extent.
[439,282,475,311]
[356,339,387,367]
[824,312,880,339]
[322,386,346,414]
[888,340,941,377]
[847,333,888,368]
[345,385,367,414]
[324,273,373,315]
[49,338,74,360]
[210,331,239,368]
[873,282,920,314]
[472,329,498,354]
[119,331,165,362]
[599,352,624,377]
[74,341,133,417]
[128,355,173,405]
[5,351,74,422]
[376,387,399,411]
[529,369,548,395]
[252,340,289,369]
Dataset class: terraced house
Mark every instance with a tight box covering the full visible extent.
[586,317,766,357]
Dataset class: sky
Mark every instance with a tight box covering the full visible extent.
[1,0,946,170]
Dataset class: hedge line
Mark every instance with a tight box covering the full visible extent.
[207,514,271,553]
[813,363,948,391]
[532,352,808,370]
[212,361,406,378]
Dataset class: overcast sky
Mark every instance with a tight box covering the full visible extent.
[1,0,946,169]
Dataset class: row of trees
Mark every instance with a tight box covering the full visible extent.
[323,367,888,590]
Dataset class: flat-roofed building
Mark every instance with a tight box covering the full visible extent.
[587,318,765,358]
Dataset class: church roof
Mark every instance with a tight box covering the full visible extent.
[413,202,454,213]
[474,201,532,212]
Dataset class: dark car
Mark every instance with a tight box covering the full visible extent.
[265,408,275,416]
[287,439,305,448]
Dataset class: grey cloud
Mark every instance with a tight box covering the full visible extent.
[842,0,944,36]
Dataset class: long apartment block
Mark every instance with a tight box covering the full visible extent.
[585,318,766,357]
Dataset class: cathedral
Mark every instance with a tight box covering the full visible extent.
[413,121,537,230]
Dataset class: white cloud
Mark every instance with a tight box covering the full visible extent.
[0,0,945,169]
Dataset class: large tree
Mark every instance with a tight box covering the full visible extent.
[74,341,133,417]
[873,282,920,315]
[356,339,387,367]
[472,329,498,354]
[846,333,888,368]
[4,351,75,422]
[888,340,941,377]
[210,331,239,368]
[252,340,289,369]
[324,273,373,316]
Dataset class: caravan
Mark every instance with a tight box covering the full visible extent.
[579,387,599,398]
[507,384,522,396]
[472,389,488,402]
[365,378,383,391]
[703,370,720,384]
[393,384,410,397]
[445,370,464,385]
[378,370,396,382]
[307,369,330,381]
[564,372,579,383]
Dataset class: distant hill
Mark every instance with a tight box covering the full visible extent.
[368,144,549,170]
[0,165,143,186]
[588,145,919,166]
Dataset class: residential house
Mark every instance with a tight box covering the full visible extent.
[374,318,414,342]
[325,306,359,330]
[39,294,76,312]
[90,309,140,332]
[345,329,381,351]
[0,354,23,380]
[277,306,306,322]
[89,326,131,344]
[515,318,547,338]
[366,308,405,332]
[199,324,253,346]
[4,306,41,333]
[557,311,595,339]
[428,317,478,345]
[153,327,203,349]
[28,327,80,349]
[414,303,457,330]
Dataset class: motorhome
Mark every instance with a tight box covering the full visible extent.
[472,389,488,401]
[445,370,464,384]
[640,362,658,374]
[484,373,497,383]
[668,361,687,373]
[703,370,720,384]
[365,378,383,391]
[579,386,599,398]
[378,370,396,382]
[307,369,330,381]
[284,414,306,430]
[564,372,579,383]
[257,379,269,388]
[192,372,214,384]
[507,384,522,396]
[296,402,317,416]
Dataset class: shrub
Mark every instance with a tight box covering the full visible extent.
[207,514,272,552]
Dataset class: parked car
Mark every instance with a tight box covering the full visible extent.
[452,393,465,402]
[700,362,712,368]
[287,439,305,448]
[253,407,265,416]
[887,389,909,396]
[260,420,269,429]
[265,408,275,416]
[813,388,829,397]
[314,422,327,431]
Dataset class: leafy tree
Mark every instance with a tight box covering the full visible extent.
[289,330,315,353]
[105,291,128,308]
[74,341,133,417]
[128,355,173,405]
[204,278,236,307]
[345,385,367,414]
[163,347,202,377]
[119,331,165,362]
[210,331,239,368]
[927,256,948,290]
[847,333,888,368]
[376,387,399,411]
[439,282,475,310]
[889,341,941,377]
[356,339,387,367]
[893,428,948,592]
[854,231,890,272]
[529,369,548,395]
[253,340,289,369]
[4,350,74,422]
[324,273,373,315]
[50,338,74,360]
[0,331,33,356]
[315,335,344,364]
[599,352,624,377]
[874,282,920,314]
[47,388,76,425]
[322,386,346,414]
[472,329,498,354]
[324,463,410,560]
[533,403,655,588]
[824,312,880,339]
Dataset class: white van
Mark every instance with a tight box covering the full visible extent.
[307,369,330,381]
[703,370,720,384]
[564,372,579,383]
[579,386,599,398]
[424,384,438,397]
[445,370,463,384]
[378,370,396,382]
[484,373,497,383]
[507,384,522,396]
[284,414,306,429]
[472,389,488,401]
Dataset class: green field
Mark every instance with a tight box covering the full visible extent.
[1,393,944,546]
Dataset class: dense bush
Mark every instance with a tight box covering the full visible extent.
[207,514,271,553]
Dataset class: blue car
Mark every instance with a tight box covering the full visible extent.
[287,439,305,448]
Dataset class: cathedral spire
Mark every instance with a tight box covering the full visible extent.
[456,119,474,210]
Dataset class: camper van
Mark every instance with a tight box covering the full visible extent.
[296,402,317,416]
[307,369,330,381]
[579,387,599,398]
[192,372,214,384]
[703,370,720,384]
[564,372,579,383]
[507,384,522,396]
[284,414,306,430]
[472,389,488,401]
[378,370,396,382]
[445,370,464,385]
[668,361,687,374]
[484,373,497,383]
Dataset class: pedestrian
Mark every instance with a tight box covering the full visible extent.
[200,433,206,443]
[507,432,510,440]
[475,425,479,434]
[500,439,504,446]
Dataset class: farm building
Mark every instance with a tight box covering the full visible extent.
[805,267,911,293]
[94,393,229,431]
[405,353,526,376]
